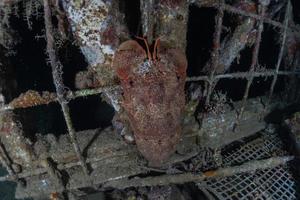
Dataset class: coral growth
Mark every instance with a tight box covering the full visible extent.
[9,90,56,109]
[0,111,35,167]
[63,0,129,89]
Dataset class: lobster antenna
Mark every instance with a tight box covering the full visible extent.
[136,36,152,61]
[153,38,161,61]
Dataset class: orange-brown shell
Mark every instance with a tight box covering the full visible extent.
[113,39,187,167]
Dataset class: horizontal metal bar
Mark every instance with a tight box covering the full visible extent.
[0,151,129,182]
[0,85,119,112]
[68,85,120,100]
[186,70,300,82]
[0,70,299,113]
[102,156,294,189]
[224,4,288,30]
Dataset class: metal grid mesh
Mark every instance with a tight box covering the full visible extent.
[222,131,287,166]
[199,166,298,200]
[198,130,299,200]
[0,0,298,191]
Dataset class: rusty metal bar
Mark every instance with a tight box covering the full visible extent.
[235,3,266,128]
[223,3,294,31]
[60,103,90,176]
[69,86,120,100]
[0,151,129,182]
[1,154,293,190]
[187,70,300,82]
[192,0,300,33]
[40,158,65,190]
[102,156,294,189]
[205,0,224,105]
[0,85,119,112]
[0,142,17,180]
[0,70,299,113]
[268,1,291,101]
[43,0,90,176]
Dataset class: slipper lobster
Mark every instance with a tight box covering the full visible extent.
[112,38,187,167]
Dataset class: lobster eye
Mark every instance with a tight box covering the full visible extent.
[129,80,134,86]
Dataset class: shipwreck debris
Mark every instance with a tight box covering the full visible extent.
[0,0,299,199]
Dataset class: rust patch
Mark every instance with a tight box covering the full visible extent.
[203,170,217,177]
[50,192,61,200]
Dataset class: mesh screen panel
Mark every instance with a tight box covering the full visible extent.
[198,130,299,200]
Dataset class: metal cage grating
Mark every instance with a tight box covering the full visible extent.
[222,131,287,166]
[0,0,299,198]
[199,166,298,200]
[198,130,299,200]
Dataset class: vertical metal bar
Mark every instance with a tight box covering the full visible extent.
[60,103,90,176]
[40,158,65,190]
[205,0,224,105]
[43,0,90,176]
[268,1,291,101]
[0,142,17,180]
[235,3,266,129]
[140,0,155,42]
[199,188,216,200]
